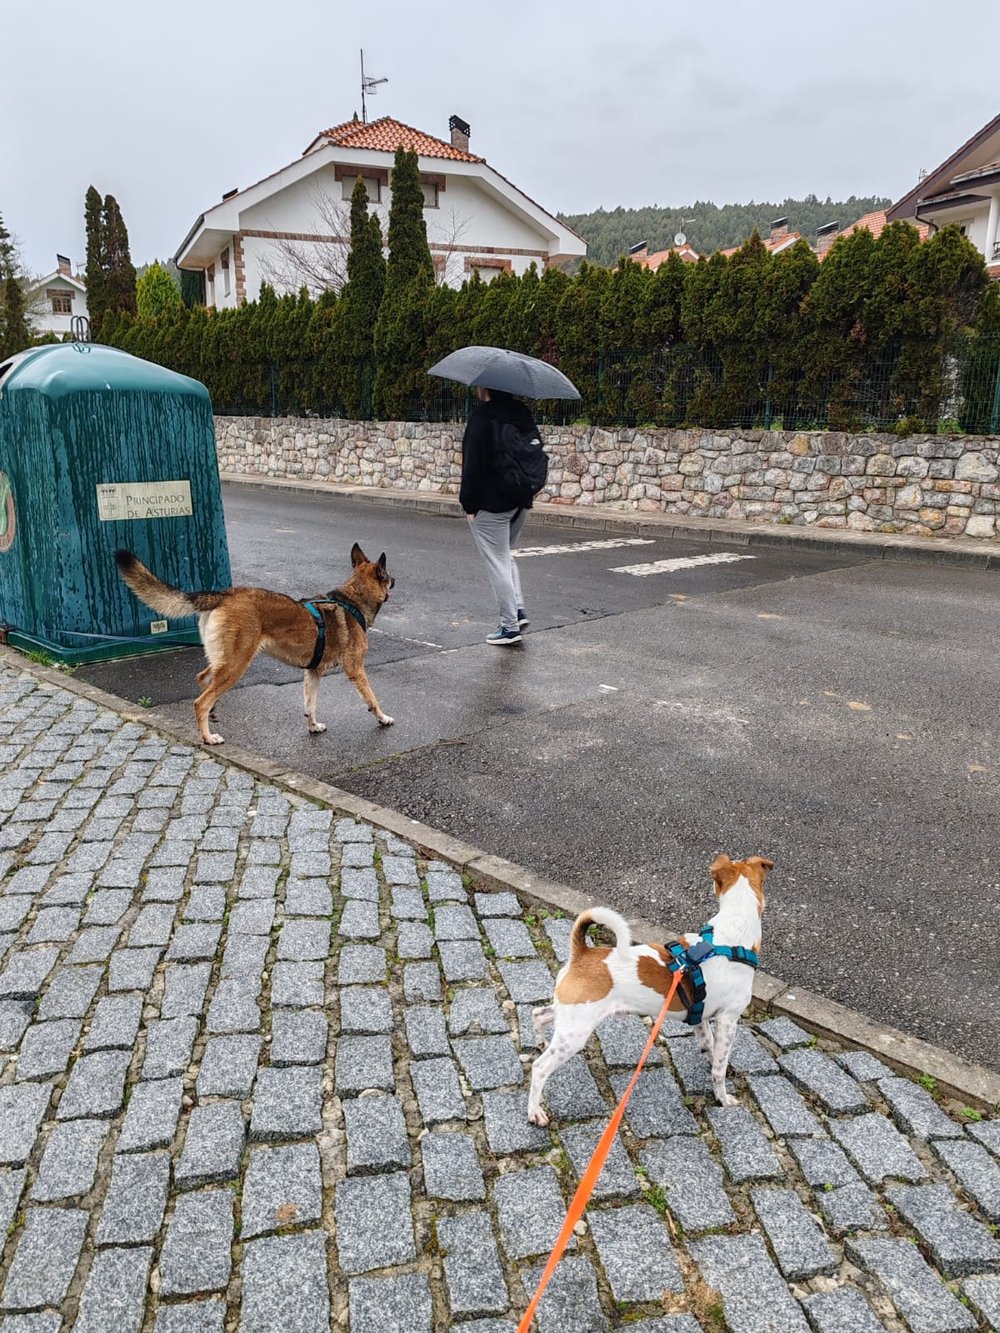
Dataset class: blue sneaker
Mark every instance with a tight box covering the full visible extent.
[517,608,530,629]
[486,626,522,646]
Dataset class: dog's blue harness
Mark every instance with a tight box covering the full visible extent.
[301,594,368,673]
[665,925,760,1027]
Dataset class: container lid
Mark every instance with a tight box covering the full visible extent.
[0,343,209,400]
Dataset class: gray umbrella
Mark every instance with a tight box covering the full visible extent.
[427,345,581,400]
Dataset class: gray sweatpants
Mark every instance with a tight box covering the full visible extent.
[468,507,527,632]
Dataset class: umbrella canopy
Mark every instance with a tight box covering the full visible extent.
[426,346,581,400]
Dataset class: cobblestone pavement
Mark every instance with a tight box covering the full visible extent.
[1,663,1000,1333]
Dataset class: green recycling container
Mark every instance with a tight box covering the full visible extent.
[0,342,231,664]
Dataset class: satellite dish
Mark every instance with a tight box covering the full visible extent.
[674,232,687,246]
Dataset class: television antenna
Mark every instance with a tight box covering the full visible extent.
[360,49,387,123]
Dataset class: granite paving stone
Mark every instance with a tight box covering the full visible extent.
[84,994,142,1050]
[847,1237,976,1332]
[817,1182,889,1234]
[382,855,419,886]
[174,1101,246,1187]
[206,978,262,1033]
[270,1009,328,1065]
[611,1067,698,1137]
[0,1206,88,1311]
[453,1036,524,1090]
[15,1017,81,1080]
[142,1016,199,1079]
[338,900,380,938]
[747,1074,823,1137]
[334,1173,416,1274]
[404,1005,450,1057]
[708,1105,783,1183]
[426,867,466,902]
[154,1301,226,1333]
[836,1049,894,1082]
[639,1136,735,1231]
[336,1035,395,1094]
[0,1082,52,1165]
[801,1287,887,1333]
[270,961,324,1007]
[728,1026,779,1074]
[340,840,374,866]
[435,904,480,940]
[337,945,387,985]
[83,889,133,925]
[494,1167,571,1261]
[968,1120,1000,1156]
[167,923,222,961]
[751,1186,838,1278]
[56,1049,131,1120]
[389,886,425,919]
[588,1203,683,1300]
[831,1112,927,1184]
[542,917,573,962]
[689,1233,810,1333]
[96,1151,170,1243]
[128,903,177,947]
[0,1168,26,1237]
[778,1047,869,1113]
[594,1013,662,1068]
[450,987,511,1035]
[219,934,269,981]
[0,1000,32,1051]
[29,1118,106,1203]
[787,1136,861,1187]
[348,1274,433,1333]
[229,900,275,935]
[403,960,442,1002]
[341,868,380,901]
[345,1095,411,1173]
[962,1277,1000,1329]
[284,879,334,916]
[160,962,212,1017]
[757,1016,812,1048]
[538,1054,605,1120]
[422,1130,485,1200]
[559,1122,640,1199]
[74,1246,152,1333]
[932,1136,1000,1219]
[240,1232,330,1333]
[497,960,554,1003]
[196,1036,262,1097]
[159,1189,234,1296]
[886,1182,1000,1276]
[439,939,490,981]
[67,927,121,964]
[473,891,521,916]
[250,1065,323,1139]
[0,1307,62,1331]
[108,946,162,991]
[0,947,60,998]
[411,1057,467,1123]
[877,1075,965,1140]
[242,1142,322,1238]
[439,1212,509,1317]
[482,1091,551,1155]
[666,1035,714,1095]
[340,985,394,1033]
[184,886,227,921]
[116,1077,184,1150]
[26,905,81,943]
[520,1256,606,1333]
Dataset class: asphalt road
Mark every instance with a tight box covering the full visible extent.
[80,484,1000,1070]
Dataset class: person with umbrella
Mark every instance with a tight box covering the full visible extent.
[427,347,580,646]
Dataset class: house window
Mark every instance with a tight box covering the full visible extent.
[341,175,382,203]
[221,247,231,298]
[464,256,512,283]
[47,289,73,315]
[421,181,439,208]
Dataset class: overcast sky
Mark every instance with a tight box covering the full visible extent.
[3,0,995,277]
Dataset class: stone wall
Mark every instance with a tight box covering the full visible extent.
[215,417,1000,540]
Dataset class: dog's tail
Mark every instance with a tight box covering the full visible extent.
[115,549,225,619]
[569,906,633,963]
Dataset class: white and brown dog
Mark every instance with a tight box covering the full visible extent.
[527,854,773,1126]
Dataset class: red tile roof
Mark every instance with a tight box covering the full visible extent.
[311,116,483,163]
[634,243,700,269]
[818,210,930,255]
[720,232,802,258]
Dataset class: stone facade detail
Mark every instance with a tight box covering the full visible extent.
[214,418,1000,541]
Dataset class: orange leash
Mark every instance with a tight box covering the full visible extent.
[516,968,683,1333]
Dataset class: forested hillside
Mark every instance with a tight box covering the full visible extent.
[560,195,892,267]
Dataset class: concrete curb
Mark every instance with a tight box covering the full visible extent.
[220,472,1000,570]
[7,643,1000,1110]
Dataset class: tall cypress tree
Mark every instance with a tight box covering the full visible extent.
[102,195,137,323]
[0,213,18,281]
[136,261,183,319]
[84,186,107,337]
[338,176,386,416]
[1,277,30,359]
[373,148,435,418]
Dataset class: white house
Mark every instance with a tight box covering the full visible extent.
[174,114,586,306]
[25,256,89,338]
[887,111,1000,277]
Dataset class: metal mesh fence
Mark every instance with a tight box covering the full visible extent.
[207,335,1000,434]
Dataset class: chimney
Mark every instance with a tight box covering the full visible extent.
[628,241,648,261]
[449,114,471,153]
[815,220,839,258]
[769,217,789,242]
[56,254,72,276]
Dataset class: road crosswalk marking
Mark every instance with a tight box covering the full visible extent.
[513,537,656,559]
[610,552,756,577]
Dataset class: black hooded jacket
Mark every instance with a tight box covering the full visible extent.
[459,394,540,514]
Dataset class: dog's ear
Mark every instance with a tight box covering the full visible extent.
[377,553,387,571]
[709,854,731,890]
[747,856,775,873]
[351,543,367,568]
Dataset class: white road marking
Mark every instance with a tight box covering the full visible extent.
[369,628,443,649]
[610,552,756,577]
[513,538,656,559]
[597,684,618,692]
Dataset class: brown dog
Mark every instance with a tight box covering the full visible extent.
[115,545,395,745]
